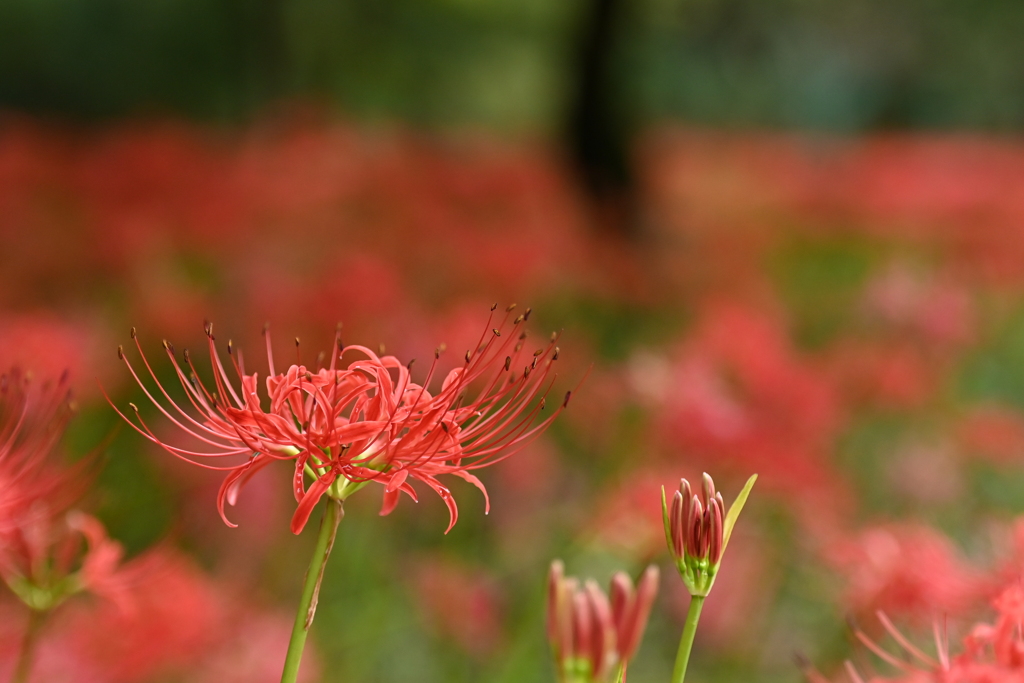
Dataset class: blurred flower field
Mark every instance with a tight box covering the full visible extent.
[5,110,1024,682]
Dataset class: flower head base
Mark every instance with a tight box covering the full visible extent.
[662,473,756,596]
[111,306,572,535]
[546,560,659,683]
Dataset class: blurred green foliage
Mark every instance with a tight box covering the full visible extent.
[3,0,1024,129]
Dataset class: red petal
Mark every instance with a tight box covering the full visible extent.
[290,472,336,535]
[451,470,490,514]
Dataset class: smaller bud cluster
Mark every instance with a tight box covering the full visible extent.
[546,560,659,683]
[663,473,756,597]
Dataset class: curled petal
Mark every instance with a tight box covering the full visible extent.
[451,470,490,514]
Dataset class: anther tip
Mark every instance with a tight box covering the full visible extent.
[130,326,137,339]
[563,390,572,408]
[117,345,124,360]
[506,303,517,312]
[490,302,498,311]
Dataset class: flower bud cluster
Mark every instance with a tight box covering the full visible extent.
[663,473,756,597]
[546,560,659,683]
[670,474,725,568]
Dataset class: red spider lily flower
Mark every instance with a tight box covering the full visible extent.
[662,473,756,597]
[825,523,986,624]
[546,560,659,683]
[0,509,133,613]
[802,582,1024,683]
[0,369,82,534]
[112,306,572,535]
[0,368,114,613]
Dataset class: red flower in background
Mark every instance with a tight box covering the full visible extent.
[638,302,850,533]
[807,582,1024,683]
[0,549,321,683]
[114,306,572,534]
[826,524,987,624]
[0,369,116,608]
[0,368,80,532]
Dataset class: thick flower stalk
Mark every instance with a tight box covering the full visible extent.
[546,560,659,683]
[662,472,756,683]
[111,305,569,535]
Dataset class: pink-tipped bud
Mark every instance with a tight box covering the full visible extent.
[571,591,592,660]
[688,495,704,559]
[547,562,658,679]
[702,472,716,503]
[708,498,724,564]
[668,474,728,566]
[609,572,634,630]
[613,565,660,663]
[547,560,566,644]
[584,580,616,679]
[670,490,686,559]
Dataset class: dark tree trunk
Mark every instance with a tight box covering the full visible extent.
[565,0,637,239]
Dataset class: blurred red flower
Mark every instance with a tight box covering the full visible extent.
[826,524,987,624]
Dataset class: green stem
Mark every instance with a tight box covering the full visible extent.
[12,608,45,683]
[280,498,343,683]
[671,595,704,683]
